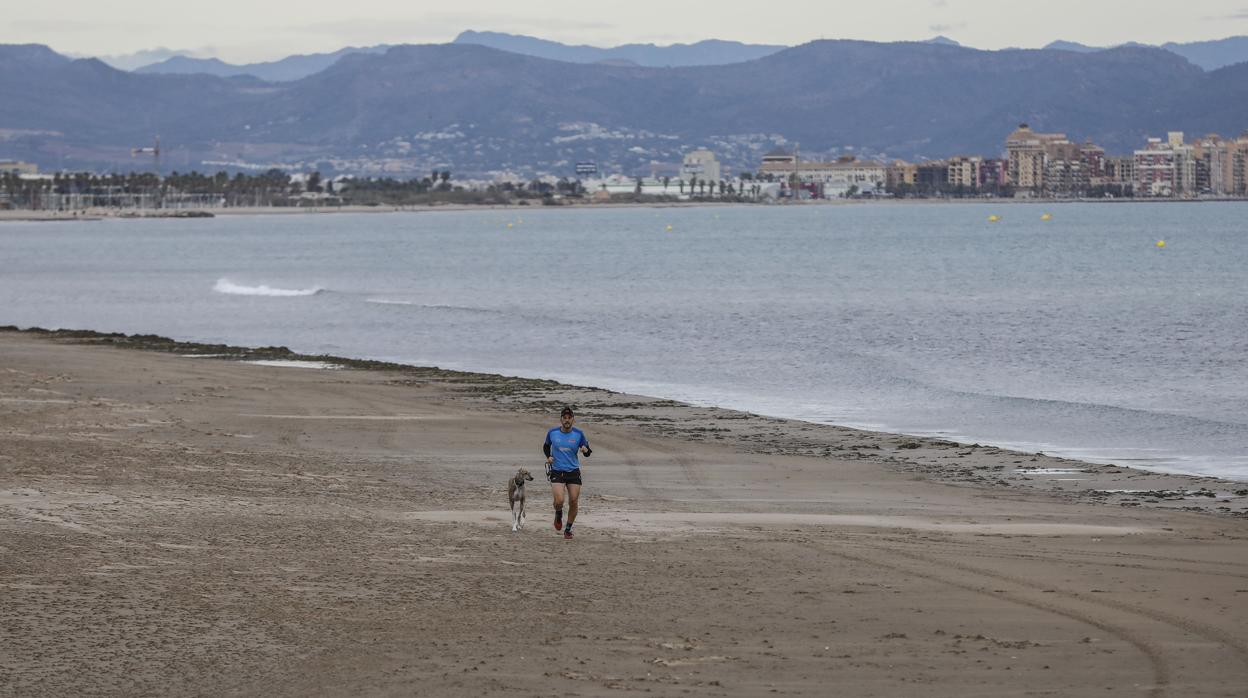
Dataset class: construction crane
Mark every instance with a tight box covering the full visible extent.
[131,136,161,175]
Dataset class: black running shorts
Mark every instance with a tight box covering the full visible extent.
[548,468,582,485]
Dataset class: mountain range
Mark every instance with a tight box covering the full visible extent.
[121,31,1248,83]
[2,39,1245,177]
[134,46,392,82]
[1043,36,1248,70]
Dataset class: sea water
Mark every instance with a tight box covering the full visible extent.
[2,202,1245,480]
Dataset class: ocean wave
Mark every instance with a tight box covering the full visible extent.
[365,298,419,306]
[213,278,323,297]
[365,298,503,315]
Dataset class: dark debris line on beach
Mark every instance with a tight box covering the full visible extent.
[4,325,1245,518]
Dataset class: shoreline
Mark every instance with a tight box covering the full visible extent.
[7,325,1245,516]
[4,326,1248,695]
[3,196,1246,223]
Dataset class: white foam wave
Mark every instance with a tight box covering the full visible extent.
[213,278,322,297]
[365,298,502,315]
[366,298,418,306]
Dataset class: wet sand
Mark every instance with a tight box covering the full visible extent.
[2,329,1247,696]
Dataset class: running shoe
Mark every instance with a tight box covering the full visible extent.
[554,516,563,531]
[563,528,573,540]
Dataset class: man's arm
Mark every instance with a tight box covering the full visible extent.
[580,433,592,457]
[543,432,553,462]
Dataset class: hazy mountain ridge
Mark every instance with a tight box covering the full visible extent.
[134,46,392,82]
[102,32,1248,85]
[1044,35,1248,70]
[1,41,1243,176]
[451,30,786,66]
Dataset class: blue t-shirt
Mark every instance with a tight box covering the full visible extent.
[545,427,589,472]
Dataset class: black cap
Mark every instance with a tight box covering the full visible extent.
[560,406,574,417]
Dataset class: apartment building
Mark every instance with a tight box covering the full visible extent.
[1134,132,1197,198]
[1005,124,1070,192]
[946,156,980,188]
[978,159,1008,189]
[1190,133,1248,196]
[886,161,917,190]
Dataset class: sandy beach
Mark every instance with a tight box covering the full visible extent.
[2,328,1247,696]
[0,201,745,223]
[6,197,1238,223]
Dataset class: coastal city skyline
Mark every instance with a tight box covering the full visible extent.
[5,2,1248,691]
[5,0,1248,63]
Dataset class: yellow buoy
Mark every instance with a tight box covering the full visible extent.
[1041,213,1052,221]
[988,215,1001,223]
[506,223,513,228]
[666,225,673,231]
[1156,240,1166,248]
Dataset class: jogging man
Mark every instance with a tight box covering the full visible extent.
[544,406,591,539]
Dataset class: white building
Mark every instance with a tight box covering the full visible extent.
[681,149,722,183]
[759,155,887,197]
[582,174,767,200]
[0,160,38,175]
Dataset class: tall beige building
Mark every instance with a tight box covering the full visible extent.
[946,157,981,188]
[886,161,917,189]
[1191,133,1248,196]
[1005,124,1071,192]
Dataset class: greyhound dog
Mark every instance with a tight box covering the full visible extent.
[508,468,535,532]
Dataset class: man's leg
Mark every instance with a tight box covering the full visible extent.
[551,482,566,530]
[565,483,581,527]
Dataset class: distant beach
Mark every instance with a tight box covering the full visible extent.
[6,195,1248,223]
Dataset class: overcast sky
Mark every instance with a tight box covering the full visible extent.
[4,0,1248,63]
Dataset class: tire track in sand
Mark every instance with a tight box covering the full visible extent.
[832,537,1248,697]
[875,541,1248,664]
[590,430,723,505]
[822,543,1173,697]
[858,533,1248,582]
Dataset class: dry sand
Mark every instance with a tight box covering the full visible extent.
[2,330,1247,697]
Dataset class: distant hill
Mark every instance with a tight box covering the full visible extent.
[90,47,189,71]
[452,30,785,66]
[2,40,1242,177]
[1161,36,1248,71]
[135,56,239,78]
[1046,35,1248,70]
[0,44,72,69]
[1043,40,1100,53]
[134,46,391,81]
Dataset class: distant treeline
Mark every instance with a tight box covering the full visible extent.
[1,169,768,211]
[2,169,316,210]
